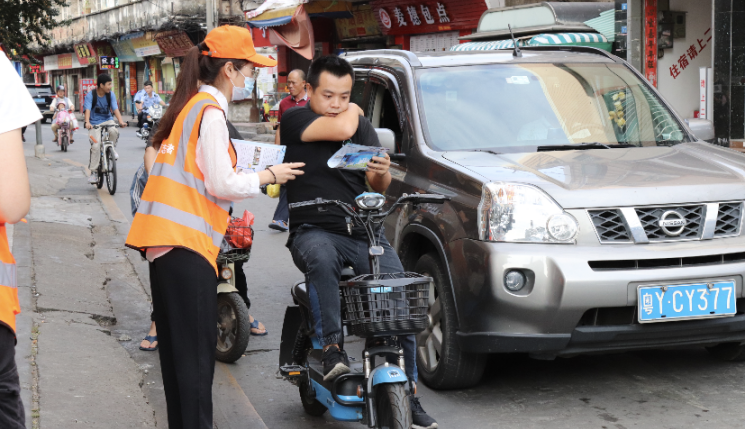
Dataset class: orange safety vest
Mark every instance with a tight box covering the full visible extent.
[0,223,20,334]
[125,92,237,274]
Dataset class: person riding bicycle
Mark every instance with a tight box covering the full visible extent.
[84,74,127,184]
[50,85,77,143]
[282,55,438,429]
[134,80,166,138]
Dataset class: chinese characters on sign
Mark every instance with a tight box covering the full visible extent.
[100,56,120,69]
[669,28,711,80]
[380,2,450,29]
[644,0,657,87]
[74,43,97,65]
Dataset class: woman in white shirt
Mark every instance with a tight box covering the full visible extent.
[125,26,303,429]
[50,85,76,143]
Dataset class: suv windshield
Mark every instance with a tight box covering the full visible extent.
[416,62,689,152]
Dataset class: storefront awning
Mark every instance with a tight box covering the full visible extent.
[246,0,352,28]
[527,32,611,50]
[451,32,610,52]
[450,39,526,51]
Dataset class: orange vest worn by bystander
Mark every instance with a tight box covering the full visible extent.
[0,224,19,335]
[125,92,237,274]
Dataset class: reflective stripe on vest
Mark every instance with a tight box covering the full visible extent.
[0,224,19,333]
[125,93,235,273]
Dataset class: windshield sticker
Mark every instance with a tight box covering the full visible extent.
[506,76,530,84]
[446,91,457,101]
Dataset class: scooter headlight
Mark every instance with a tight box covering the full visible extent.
[220,267,233,280]
[355,192,386,210]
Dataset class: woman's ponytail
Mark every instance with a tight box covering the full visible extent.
[151,42,249,147]
[152,45,202,147]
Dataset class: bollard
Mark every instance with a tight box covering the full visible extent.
[34,119,45,158]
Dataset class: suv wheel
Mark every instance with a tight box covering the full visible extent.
[706,342,745,361]
[414,252,486,389]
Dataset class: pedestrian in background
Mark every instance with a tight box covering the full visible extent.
[270,69,308,232]
[84,74,127,184]
[125,25,303,429]
[0,48,42,429]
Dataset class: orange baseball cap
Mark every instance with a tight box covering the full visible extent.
[202,25,277,67]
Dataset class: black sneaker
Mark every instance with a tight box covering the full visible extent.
[410,396,438,429]
[322,345,350,381]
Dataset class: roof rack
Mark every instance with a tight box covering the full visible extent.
[518,45,621,63]
[341,49,422,67]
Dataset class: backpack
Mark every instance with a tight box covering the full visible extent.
[91,90,113,115]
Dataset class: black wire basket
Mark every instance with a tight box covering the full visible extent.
[341,272,431,337]
[218,224,253,264]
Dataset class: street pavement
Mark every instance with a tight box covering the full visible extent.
[14,122,745,428]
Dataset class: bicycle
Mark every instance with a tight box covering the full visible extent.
[90,124,118,195]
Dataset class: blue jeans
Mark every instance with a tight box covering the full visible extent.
[288,225,418,383]
[272,185,289,223]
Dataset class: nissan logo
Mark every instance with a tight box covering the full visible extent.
[658,210,687,236]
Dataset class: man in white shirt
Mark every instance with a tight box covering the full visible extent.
[50,85,75,143]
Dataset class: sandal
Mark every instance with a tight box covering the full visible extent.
[268,220,289,232]
[139,335,159,351]
[250,318,268,336]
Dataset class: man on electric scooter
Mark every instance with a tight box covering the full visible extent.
[134,80,166,138]
[282,55,437,429]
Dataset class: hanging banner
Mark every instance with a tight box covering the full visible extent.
[371,0,485,36]
[80,78,96,110]
[111,38,142,63]
[128,31,162,57]
[644,0,657,87]
[154,30,194,57]
[74,42,97,65]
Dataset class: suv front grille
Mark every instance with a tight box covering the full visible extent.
[588,209,631,243]
[715,202,743,237]
[635,205,704,241]
[588,202,742,244]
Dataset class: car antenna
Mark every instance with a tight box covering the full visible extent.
[508,24,522,58]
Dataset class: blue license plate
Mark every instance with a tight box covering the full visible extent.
[34,98,44,103]
[638,280,737,323]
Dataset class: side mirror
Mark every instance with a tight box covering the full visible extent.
[685,118,715,143]
[375,128,396,152]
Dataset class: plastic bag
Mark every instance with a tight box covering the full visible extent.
[225,210,254,249]
[266,184,280,198]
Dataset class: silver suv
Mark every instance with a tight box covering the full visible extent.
[343,46,745,389]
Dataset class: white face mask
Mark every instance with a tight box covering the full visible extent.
[229,69,255,102]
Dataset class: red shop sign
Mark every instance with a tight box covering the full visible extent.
[644,0,658,87]
[371,0,486,36]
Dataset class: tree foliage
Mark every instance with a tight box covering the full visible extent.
[0,0,68,62]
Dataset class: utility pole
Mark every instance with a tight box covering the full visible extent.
[206,0,218,31]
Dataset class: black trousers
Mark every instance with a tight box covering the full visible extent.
[150,248,217,429]
[0,326,24,429]
[137,111,147,128]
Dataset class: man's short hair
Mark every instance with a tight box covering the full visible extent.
[306,56,354,89]
[289,69,306,82]
[144,80,153,87]
[97,74,112,87]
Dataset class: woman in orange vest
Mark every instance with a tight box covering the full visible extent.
[1,46,42,428]
[125,26,304,429]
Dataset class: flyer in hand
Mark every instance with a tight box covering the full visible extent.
[231,139,286,173]
[327,143,389,170]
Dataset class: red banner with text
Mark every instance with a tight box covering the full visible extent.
[371,0,486,36]
[644,0,658,87]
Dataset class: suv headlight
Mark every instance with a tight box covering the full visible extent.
[477,183,578,243]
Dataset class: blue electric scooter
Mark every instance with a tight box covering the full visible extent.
[279,192,447,428]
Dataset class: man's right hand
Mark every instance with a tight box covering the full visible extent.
[85,122,92,130]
